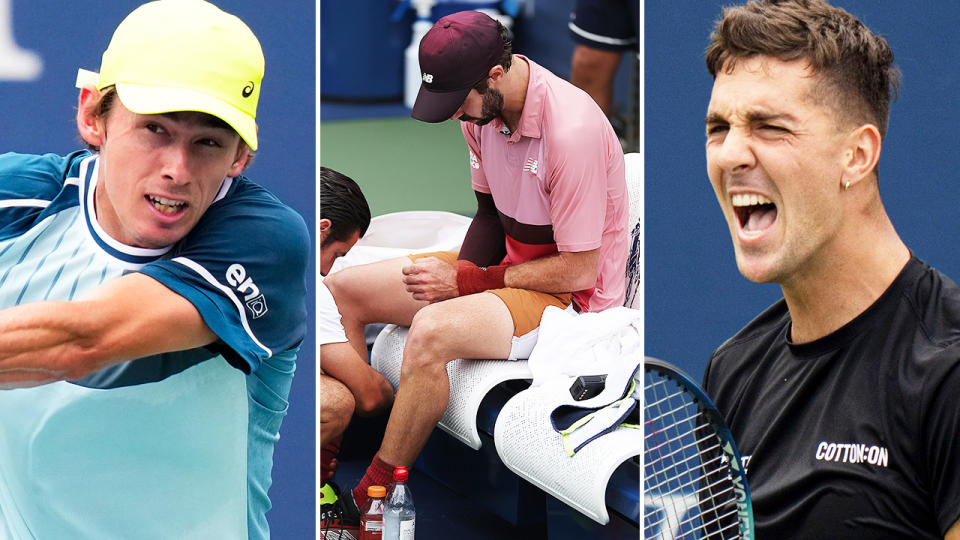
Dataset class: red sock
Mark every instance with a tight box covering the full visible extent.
[352,453,395,509]
[320,436,342,483]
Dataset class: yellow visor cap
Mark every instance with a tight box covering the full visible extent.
[78,0,264,150]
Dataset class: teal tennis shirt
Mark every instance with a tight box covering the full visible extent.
[0,152,309,539]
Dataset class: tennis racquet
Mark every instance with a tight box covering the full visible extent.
[644,357,754,539]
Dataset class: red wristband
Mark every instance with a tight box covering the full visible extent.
[456,260,507,296]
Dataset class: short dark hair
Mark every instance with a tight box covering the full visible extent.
[473,20,514,93]
[319,167,370,245]
[705,0,899,138]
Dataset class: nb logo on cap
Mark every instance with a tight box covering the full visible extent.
[242,82,255,98]
[422,73,434,83]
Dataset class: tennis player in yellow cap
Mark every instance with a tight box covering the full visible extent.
[0,1,309,538]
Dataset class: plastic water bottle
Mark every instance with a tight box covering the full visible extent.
[383,465,416,540]
[360,485,387,540]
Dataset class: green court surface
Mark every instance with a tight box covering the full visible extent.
[320,117,477,216]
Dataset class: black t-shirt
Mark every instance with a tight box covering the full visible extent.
[703,257,960,539]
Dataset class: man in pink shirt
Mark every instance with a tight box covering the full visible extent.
[322,10,627,533]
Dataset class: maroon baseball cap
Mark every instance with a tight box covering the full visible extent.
[411,11,504,123]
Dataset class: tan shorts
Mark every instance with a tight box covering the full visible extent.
[409,251,573,358]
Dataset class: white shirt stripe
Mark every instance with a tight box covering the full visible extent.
[0,199,50,209]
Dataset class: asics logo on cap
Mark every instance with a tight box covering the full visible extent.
[422,73,434,83]
[242,81,255,98]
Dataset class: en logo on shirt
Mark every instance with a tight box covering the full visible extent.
[225,263,269,319]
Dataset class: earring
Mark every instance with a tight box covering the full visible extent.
[844,181,851,191]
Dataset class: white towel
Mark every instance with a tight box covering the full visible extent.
[528,305,642,403]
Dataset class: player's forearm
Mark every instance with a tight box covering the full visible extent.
[337,367,393,417]
[0,301,107,388]
[0,274,217,389]
[355,373,395,418]
[321,341,395,416]
[502,249,599,293]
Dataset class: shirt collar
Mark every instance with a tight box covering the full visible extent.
[491,55,544,142]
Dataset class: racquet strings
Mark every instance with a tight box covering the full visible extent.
[645,372,742,539]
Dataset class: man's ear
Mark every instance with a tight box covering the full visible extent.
[488,64,506,84]
[228,144,251,177]
[76,86,106,148]
[841,123,882,189]
[319,218,331,243]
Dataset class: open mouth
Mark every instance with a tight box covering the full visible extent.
[146,195,187,215]
[732,193,777,233]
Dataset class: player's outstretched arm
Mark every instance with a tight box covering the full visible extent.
[0,272,216,389]
[503,248,600,293]
[320,341,394,417]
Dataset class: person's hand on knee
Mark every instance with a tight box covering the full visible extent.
[401,256,459,302]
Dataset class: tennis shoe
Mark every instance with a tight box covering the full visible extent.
[320,481,361,540]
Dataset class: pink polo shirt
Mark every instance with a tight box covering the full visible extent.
[461,56,628,312]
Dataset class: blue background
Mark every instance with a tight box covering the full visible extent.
[2,1,315,537]
[646,2,960,382]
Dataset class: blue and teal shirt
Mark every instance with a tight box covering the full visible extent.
[0,151,309,539]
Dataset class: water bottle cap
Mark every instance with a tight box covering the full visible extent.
[393,465,409,482]
[368,485,386,497]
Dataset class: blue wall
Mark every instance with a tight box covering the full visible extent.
[646,2,960,382]
[2,1,315,537]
